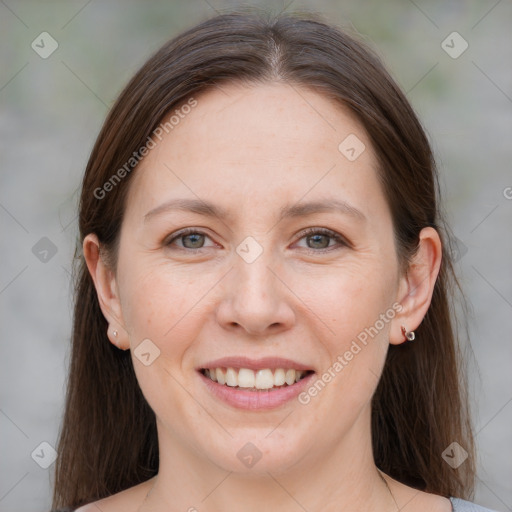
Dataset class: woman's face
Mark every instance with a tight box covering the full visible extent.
[99,83,413,474]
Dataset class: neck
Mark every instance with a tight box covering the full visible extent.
[139,411,397,512]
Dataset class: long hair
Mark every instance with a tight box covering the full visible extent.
[52,10,475,510]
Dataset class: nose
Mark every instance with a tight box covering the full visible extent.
[215,251,296,336]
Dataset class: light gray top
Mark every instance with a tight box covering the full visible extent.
[450,497,499,511]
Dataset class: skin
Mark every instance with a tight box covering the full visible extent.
[81,82,448,512]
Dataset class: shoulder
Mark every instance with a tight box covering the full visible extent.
[74,505,104,512]
[66,505,108,512]
[450,497,500,512]
[69,477,155,512]
[70,495,132,512]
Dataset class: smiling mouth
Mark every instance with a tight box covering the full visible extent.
[200,367,315,391]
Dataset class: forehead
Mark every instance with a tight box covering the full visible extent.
[124,82,390,227]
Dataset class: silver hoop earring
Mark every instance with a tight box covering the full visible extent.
[401,325,415,341]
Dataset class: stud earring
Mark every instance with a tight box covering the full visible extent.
[401,325,415,341]
[111,329,120,348]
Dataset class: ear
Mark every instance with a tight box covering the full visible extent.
[390,227,443,345]
[83,233,129,350]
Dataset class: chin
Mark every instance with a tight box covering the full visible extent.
[199,432,308,476]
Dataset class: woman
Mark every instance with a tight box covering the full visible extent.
[51,10,498,512]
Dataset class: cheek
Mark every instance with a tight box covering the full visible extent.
[298,261,396,342]
[323,271,395,400]
[118,264,205,416]
[119,259,217,359]
[121,273,166,340]
[300,263,395,401]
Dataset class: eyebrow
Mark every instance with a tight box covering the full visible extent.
[144,197,366,223]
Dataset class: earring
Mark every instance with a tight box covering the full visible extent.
[401,325,415,341]
[111,329,120,348]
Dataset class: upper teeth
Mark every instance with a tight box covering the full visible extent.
[204,368,307,389]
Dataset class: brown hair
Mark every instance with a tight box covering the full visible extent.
[52,9,475,510]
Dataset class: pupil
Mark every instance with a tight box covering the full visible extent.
[183,233,204,248]
[182,233,330,250]
[309,234,329,249]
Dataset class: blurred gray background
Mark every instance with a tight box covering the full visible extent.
[0,1,511,511]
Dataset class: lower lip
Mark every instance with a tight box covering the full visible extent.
[198,371,315,410]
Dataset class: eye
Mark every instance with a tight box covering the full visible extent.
[294,227,349,252]
[164,227,349,253]
[165,228,216,250]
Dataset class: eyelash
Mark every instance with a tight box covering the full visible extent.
[164,227,349,254]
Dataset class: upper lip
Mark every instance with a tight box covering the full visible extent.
[197,356,315,372]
